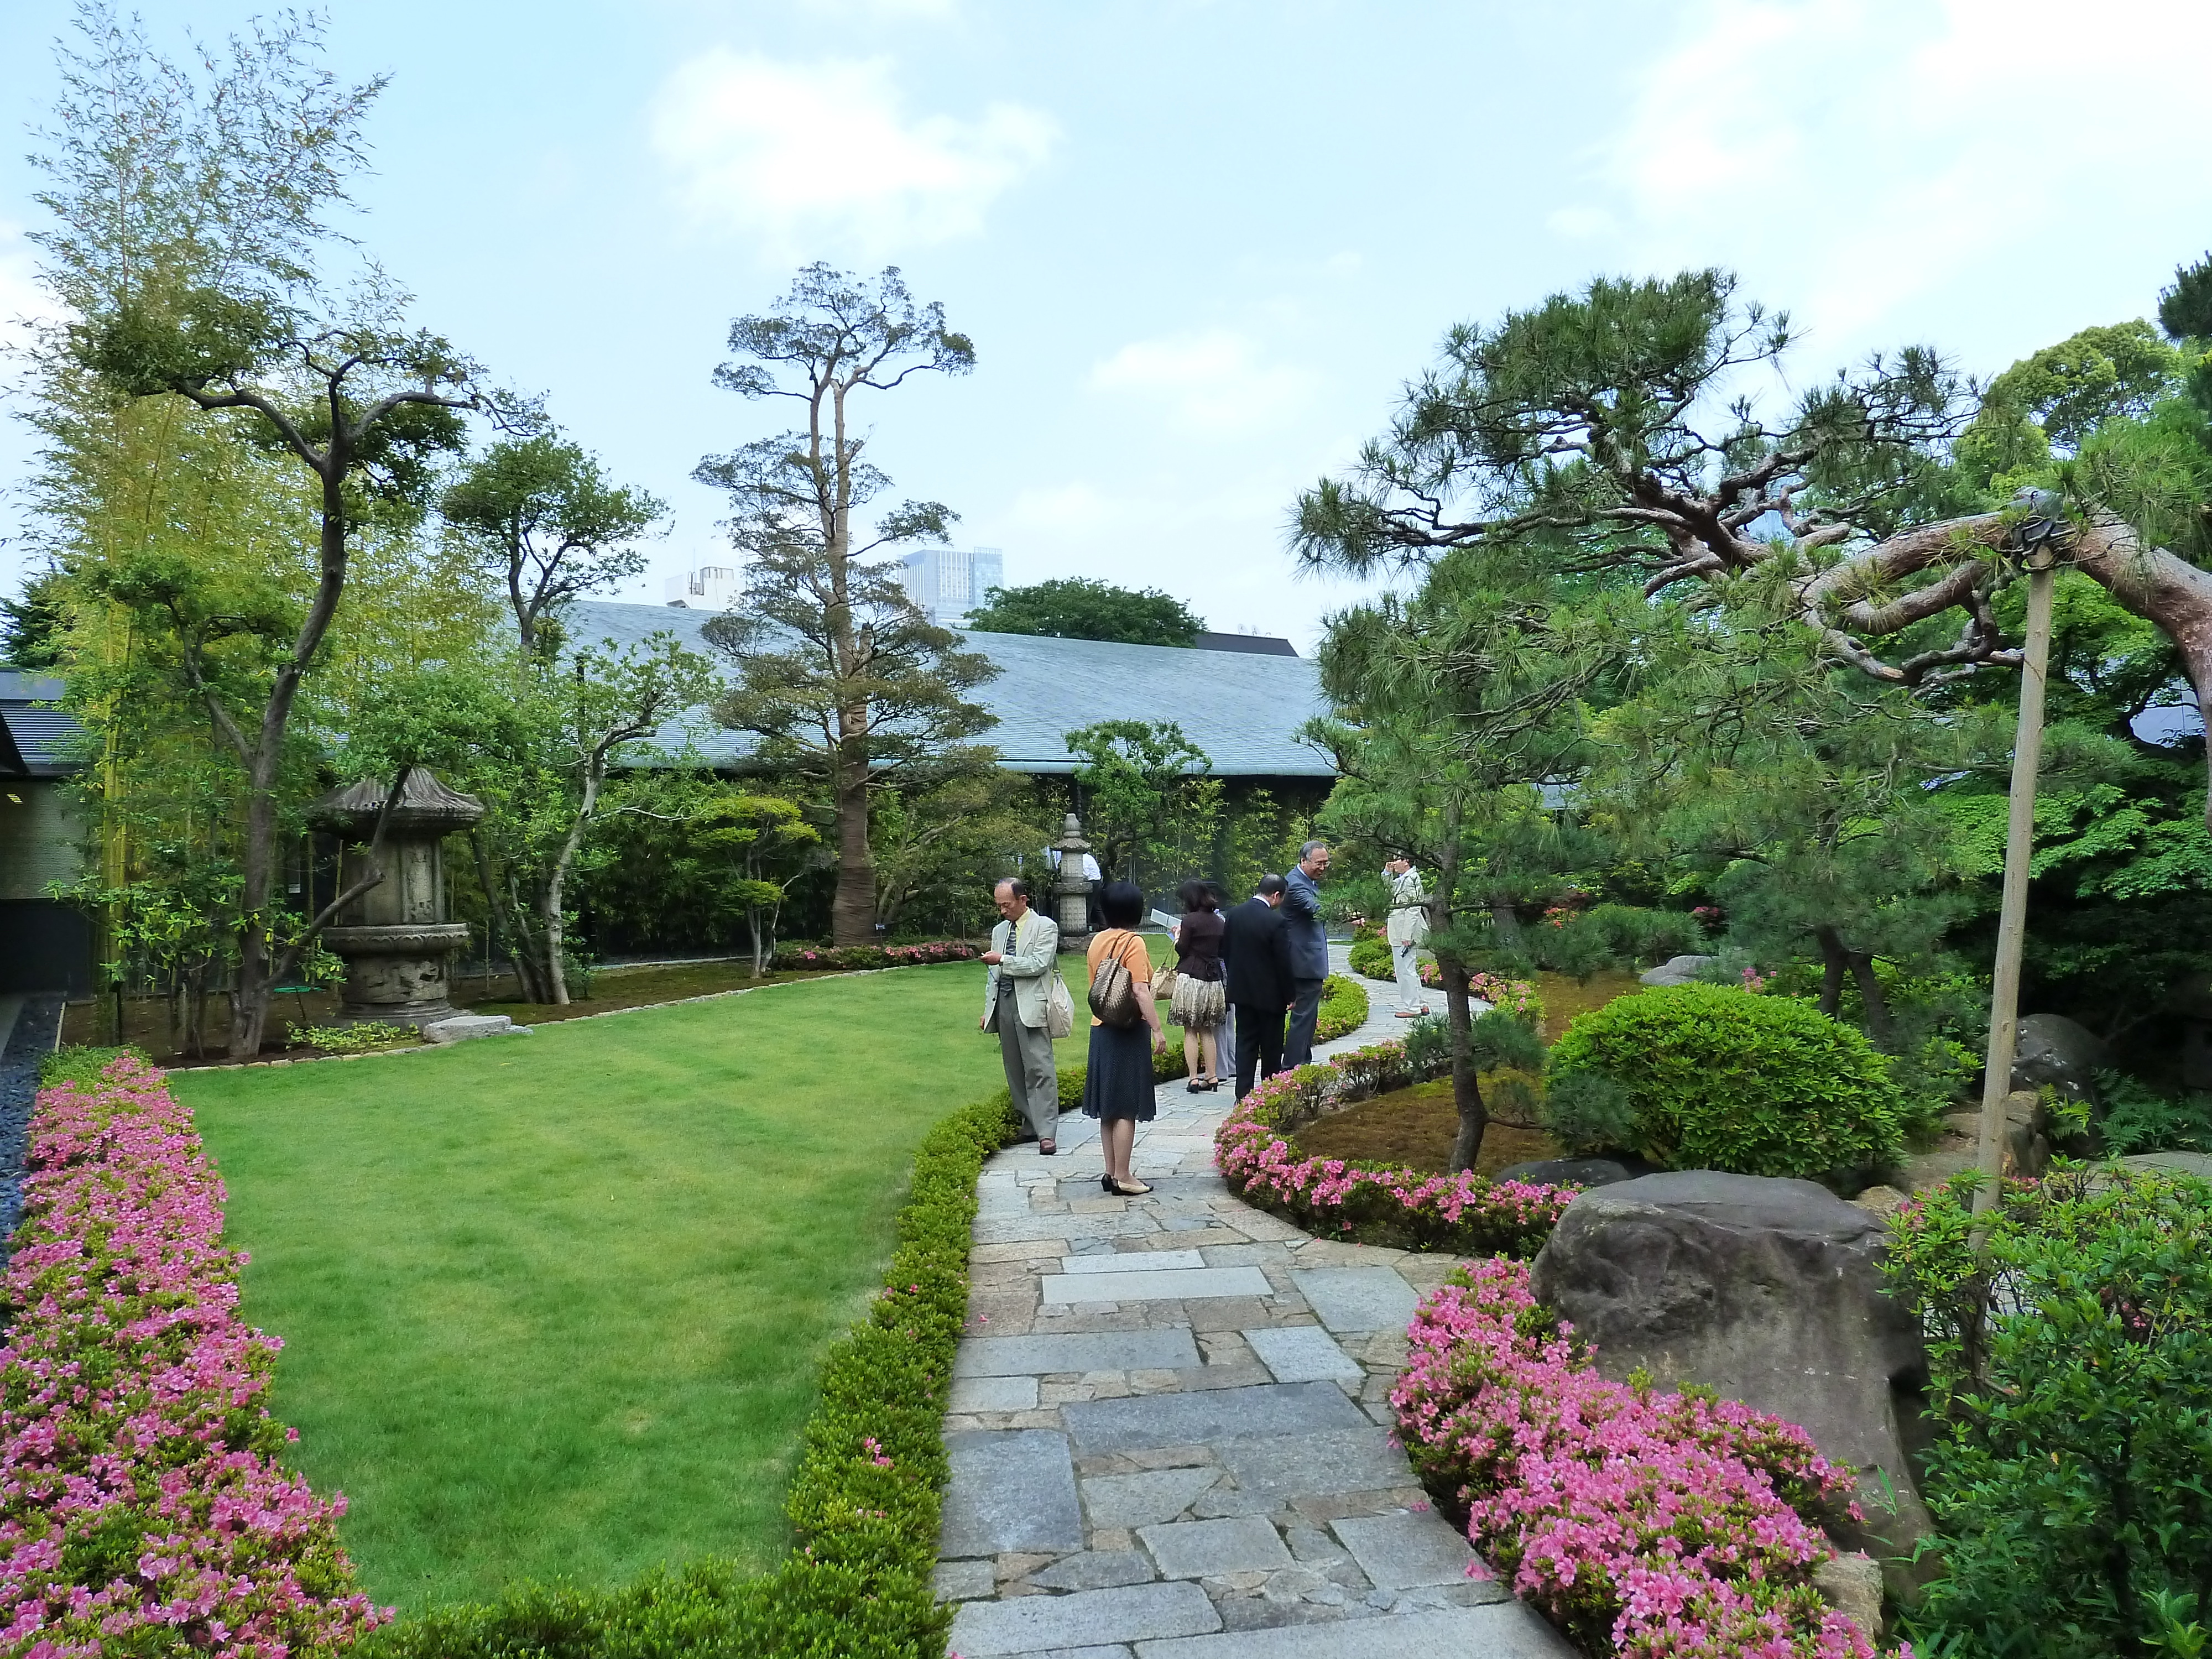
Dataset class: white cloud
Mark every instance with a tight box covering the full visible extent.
[1088,328,1319,437]
[648,50,1056,256]
[1566,0,2212,356]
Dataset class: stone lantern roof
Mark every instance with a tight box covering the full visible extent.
[313,770,486,837]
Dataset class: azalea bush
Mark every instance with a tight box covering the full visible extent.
[771,940,983,972]
[1394,1258,1884,1659]
[1418,963,1546,1019]
[1215,1039,1575,1256]
[0,1056,387,1657]
[1347,933,1393,980]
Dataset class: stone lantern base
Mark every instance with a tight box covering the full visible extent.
[322,922,473,1029]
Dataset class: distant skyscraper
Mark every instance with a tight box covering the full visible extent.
[663,566,740,609]
[899,546,1003,624]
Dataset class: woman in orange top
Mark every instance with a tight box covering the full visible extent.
[1083,879,1169,1196]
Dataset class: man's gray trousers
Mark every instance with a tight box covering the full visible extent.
[998,1012,1059,1144]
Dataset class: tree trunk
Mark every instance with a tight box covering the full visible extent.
[1441,946,1490,1173]
[831,760,875,946]
[472,834,549,1004]
[1849,951,1893,1044]
[1815,926,1848,1017]
[1490,895,1525,951]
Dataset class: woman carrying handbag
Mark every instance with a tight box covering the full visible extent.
[1082,880,1170,1196]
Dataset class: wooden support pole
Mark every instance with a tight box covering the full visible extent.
[1972,547,2059,1220]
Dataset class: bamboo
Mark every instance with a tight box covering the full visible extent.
[1971,547,2058,1220]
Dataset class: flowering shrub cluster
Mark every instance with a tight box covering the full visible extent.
[1214,1040,1575,1257]
[1394,1259,1888,1659]
[771,940,983,973]
[0,1056,386,1658]
[1416,966,1545,1024]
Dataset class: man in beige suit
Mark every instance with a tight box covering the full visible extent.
[980,877,1062,1153]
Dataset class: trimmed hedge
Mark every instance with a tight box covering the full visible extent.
[771,941,983,972]
[1347,935,1392,980]
[1545,982,1906,1183]
[366,1098,1021,1659]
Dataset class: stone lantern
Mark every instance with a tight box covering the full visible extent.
[1049,812,1094,950]
[312,770,484,1028]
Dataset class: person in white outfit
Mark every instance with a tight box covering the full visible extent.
[1384,856,1430,1017]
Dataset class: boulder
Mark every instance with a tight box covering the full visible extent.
[421,1013,516,1045]
[1814,1552,1885,1641]
[1494,1156,1639,1190]
[2121,1150,2212,1181]
[2010,1013,2106,1103]
[1528,1171,1933,1584]
[1638,954,1719,987]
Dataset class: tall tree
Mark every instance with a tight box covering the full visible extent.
[694,263,991,944]
[1294,269,2212,827]
[1062,719,1212,886]
[967,578,1204,646]
[440,430,665,658]
[28,6,492,1058]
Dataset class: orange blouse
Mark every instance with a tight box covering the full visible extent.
[1084,928,1152,1026]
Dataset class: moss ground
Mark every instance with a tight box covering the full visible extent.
[175,959,1098,1613]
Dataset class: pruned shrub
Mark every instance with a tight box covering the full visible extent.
[1544,982,1905,1181]
[1347,934,1392,980]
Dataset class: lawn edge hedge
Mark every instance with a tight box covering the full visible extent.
[365,1093,1022,1659]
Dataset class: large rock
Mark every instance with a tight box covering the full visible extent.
[421,1013,517,1045]
[2010,1013,2106,1102]
[1637,954,1718,987]
[1494,1156,1640,1190]
[1529,1171,1932,1582]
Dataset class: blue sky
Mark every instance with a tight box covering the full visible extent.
[4,0,2209,648]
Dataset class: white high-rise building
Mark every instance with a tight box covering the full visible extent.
[899,546,1004,624]
[662,566,741,609]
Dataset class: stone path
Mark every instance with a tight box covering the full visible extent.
[937,950,1571,1657]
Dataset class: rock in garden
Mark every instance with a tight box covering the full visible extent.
[1814,1552,1885,1640]
[421,1013,516,1045]
[2010,1013,2106,1102]
[1636,954,1718,987]
[1494,1156,1638,1189]
[1528,1171,1933,1578]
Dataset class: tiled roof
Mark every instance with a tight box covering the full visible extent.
[0,675,82,779]
[564,601,1335,778]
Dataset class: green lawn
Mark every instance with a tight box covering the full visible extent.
[178,959,1097,1613]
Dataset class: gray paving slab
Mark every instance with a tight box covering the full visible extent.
[1030,1550,1159,1590]
[932,1558,995,1601]
[1133,1601,1573,1656]
[1215,1428,1411,1503]
[1041,1266,1274,1303]
[1059,1249,1210,1274]
[939,1430,1084,1556]
[974,1213,1156,1245]
[1140,1516,1293,1579]
[1287,1267,1422,1334]
[947,1581,1223,1655]
[1082,1465,1225,1527]
[1063,1383,1369,1454]
[950,1374,1042,1412]
[1331,1511,1479,1589]
[1242,1325,1363,1384]
[955,1330,1203,1378]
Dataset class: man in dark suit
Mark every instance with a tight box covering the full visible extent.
[1280,839,1331,1067]
[1221,874,1295,1099]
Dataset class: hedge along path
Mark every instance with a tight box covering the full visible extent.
[936,944,1577,1658]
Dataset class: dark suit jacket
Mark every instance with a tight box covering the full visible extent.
[1221,897,1295,1013]
[1281,865,1329,980]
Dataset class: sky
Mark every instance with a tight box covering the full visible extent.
[3,0,2210,651]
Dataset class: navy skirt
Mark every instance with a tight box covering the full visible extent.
[1081,1021,1157,1122]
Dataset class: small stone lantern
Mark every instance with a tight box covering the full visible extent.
[313,770,484,1028]
[1050,812,1094,950]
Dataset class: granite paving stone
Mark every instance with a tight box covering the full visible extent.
[1139,1516,1293,1579]
[1040,1266,1274,1303]
[1131,1602,1571,1656]
[946,1581,1223,1655]
[1029,1550,1159,1591]
[956,1331,1202,1377]
[951,1375,1043,1412]
[1081,1467,1225,1527]
[1287,1267,1422,1334]
[932,1558,996,1601]
[1215,1428,1414,1504]
[939,1431,1084,1556]
[1060,1249,1209,1274]
[1331,1511,1480,1589]
[1242,1325,1364,1385]
[1063,1382,1369,1454]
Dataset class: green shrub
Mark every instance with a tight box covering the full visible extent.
[2094,1068,2212,1155]
[286,1021,421,1055]
[1314,973,1369,1042]
[36,1044,152,1089]
[1347,935,1393,980]
[368,1093,1021,1659]
[1543,982,1905,1181]
[1886,1165,2212,1659]
[1582,902,1702,967]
